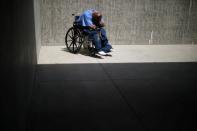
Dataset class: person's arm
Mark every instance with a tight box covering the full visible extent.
[83,14,97,29]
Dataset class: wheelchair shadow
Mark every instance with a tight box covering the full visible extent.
[61,47,71,53]
[61,47,105,59]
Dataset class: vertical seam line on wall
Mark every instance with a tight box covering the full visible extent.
[187,0,193,44]
[187,0,192,31]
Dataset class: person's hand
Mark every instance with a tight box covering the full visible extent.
[99,21,105,27]
[90,25,96,29]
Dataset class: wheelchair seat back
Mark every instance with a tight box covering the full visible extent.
[74,16,80,22]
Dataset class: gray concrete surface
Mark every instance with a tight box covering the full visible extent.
[40,0,197,45]
[28,62,197,131]
[1,0,37,131]
[38,45,197,64]
[34,0,42,60]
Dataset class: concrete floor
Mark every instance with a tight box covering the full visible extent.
[28,45,197,131]
[38,45,197,64]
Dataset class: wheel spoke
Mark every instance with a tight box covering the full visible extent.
[69,41,73,48]
[76,37,80,43]
[72,42,75,51]
[80,37,84,43]
[74,42,78,48]
[71,29,74,37]
[67,36,72,41]
[68,33,73,39]
[67,39,72,42]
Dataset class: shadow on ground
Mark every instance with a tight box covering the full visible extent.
[27,62,197,131]
[61,47,113,59]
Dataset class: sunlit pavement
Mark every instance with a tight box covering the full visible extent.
[38,45,197,64]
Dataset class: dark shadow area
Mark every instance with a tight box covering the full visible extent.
[27,62,197,131]
[61,47,108,59]
[1,0,37,131]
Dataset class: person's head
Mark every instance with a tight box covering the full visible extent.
[92,11,102,23]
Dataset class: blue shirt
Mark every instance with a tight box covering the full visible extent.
[78,9,94,27]
[78,9,103,27]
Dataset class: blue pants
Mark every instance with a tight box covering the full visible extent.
[85,28,112,53]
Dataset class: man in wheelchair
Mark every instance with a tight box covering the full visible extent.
[77,9,113,56]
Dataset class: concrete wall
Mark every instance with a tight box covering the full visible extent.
[1,0,37,130]
[34,0,42,60]
[40,0,197,45]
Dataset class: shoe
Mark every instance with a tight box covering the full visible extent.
[110,48,114,52]
[98,51,107,56]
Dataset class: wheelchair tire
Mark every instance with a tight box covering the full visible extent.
[65,27,83,53]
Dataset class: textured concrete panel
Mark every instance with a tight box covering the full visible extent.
[41,0,197,45]
[34,0,42,59]
[2,0,37,130]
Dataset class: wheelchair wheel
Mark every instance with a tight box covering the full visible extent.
[65,27,83,53]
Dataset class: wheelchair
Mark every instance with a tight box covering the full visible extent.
[65,14,96,55]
